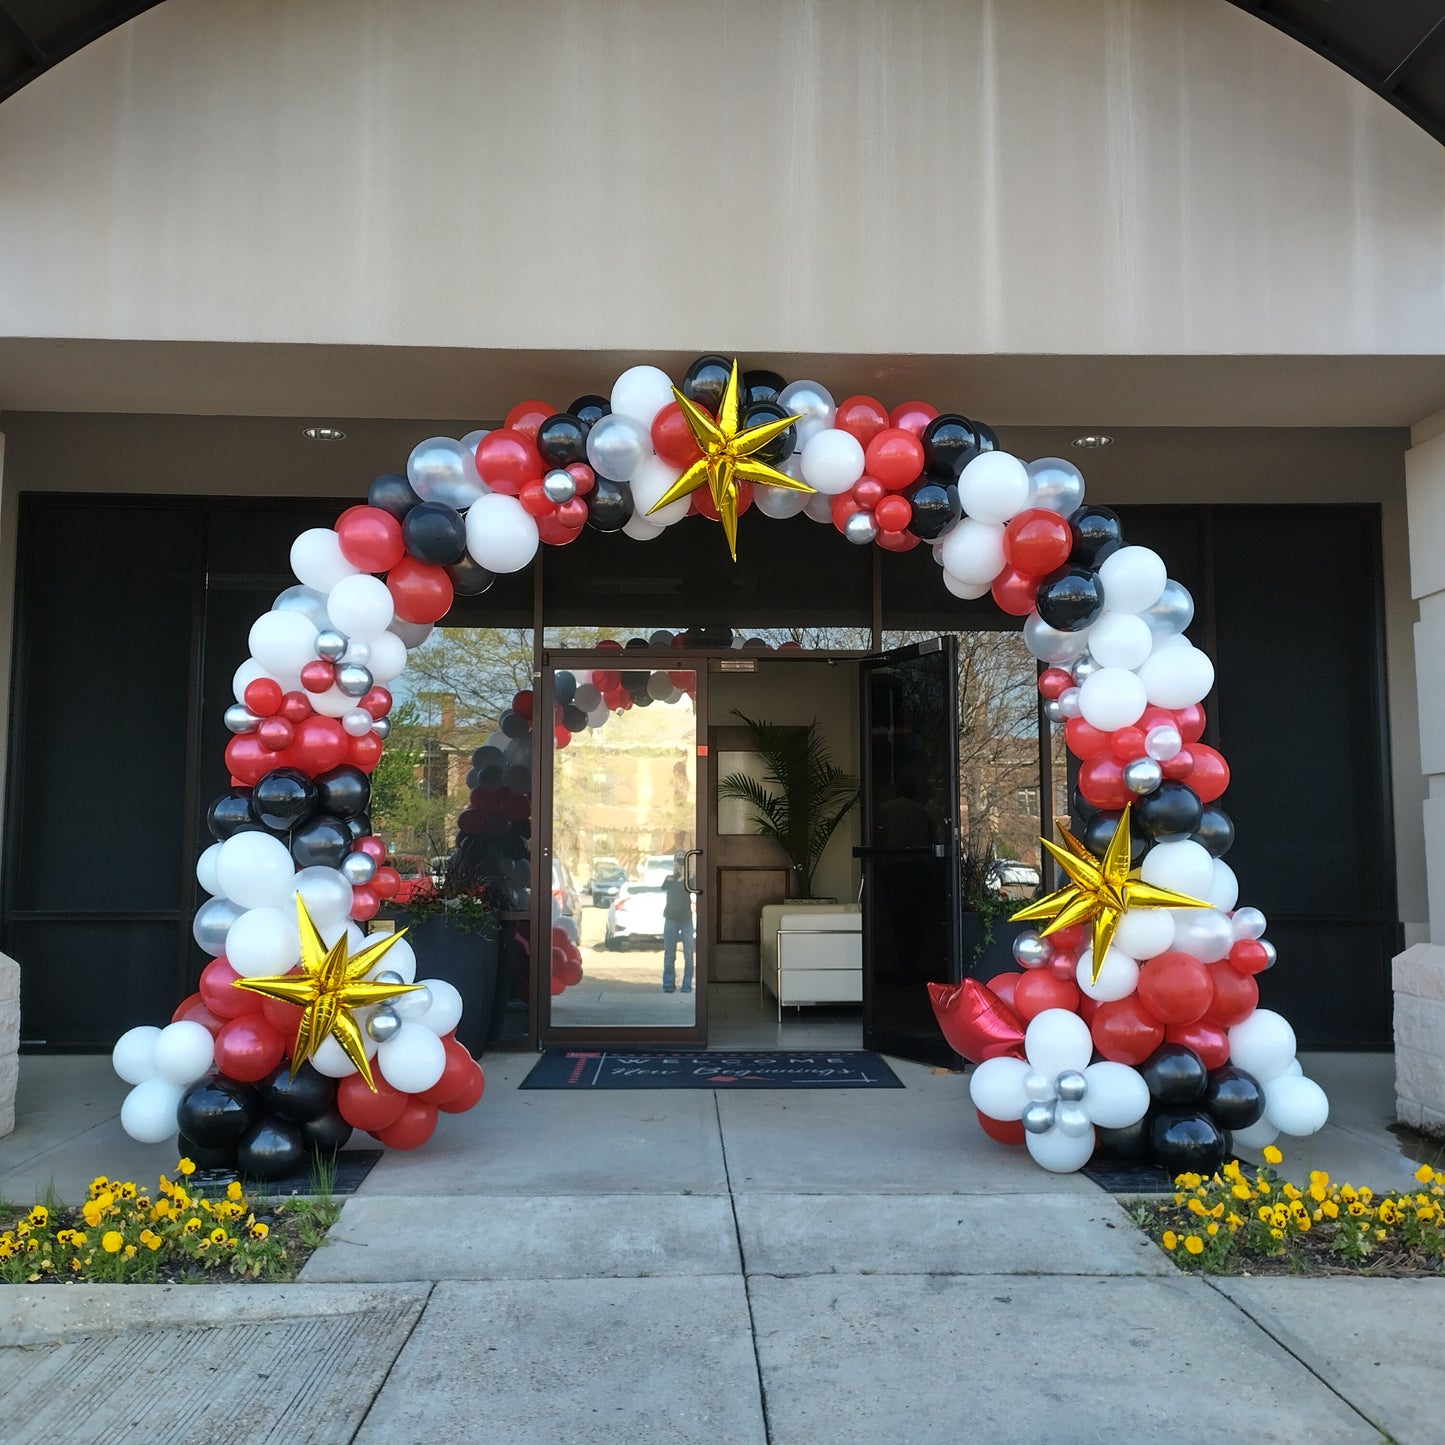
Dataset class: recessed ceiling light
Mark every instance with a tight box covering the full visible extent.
[302,425,347,441]
[1071,434,1113,450]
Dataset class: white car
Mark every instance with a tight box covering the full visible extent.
[604,884,694,948]
[639,853,679,885]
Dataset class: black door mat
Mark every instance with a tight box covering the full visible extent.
[521,1049,905,1090]
[1082,1158,1176,1193]
[185,1149,383,1198]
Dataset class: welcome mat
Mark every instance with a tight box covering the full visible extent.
[520,1049,905,1090]
[186,1149,383,1198]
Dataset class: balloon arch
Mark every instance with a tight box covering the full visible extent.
[109,355,1327,1180]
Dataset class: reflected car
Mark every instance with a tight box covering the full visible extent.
[391,854,434,906]
[552,857,581,920]
[986,860,1041,899]
[604,884,669,947]
[588,859,628,907]
[639,853,679,885]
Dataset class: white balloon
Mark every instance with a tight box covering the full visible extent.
[1024,1008,1093,1077]
[1231,1116,1281,1151]
[290,528,358,593]
[225,906,301,977]
[1140,839,1215,899]
[1078,668,1148,732]
[1086,613,1153,671]
[1144,723,1183,761]
[1023,610,1091,664]
[610,364,675,427]
[120,1077,185,1145]
[1137,644,1215,709]
[408,436,487,510]
[1228,1008,1297,1082]
[293,865,353,926]
[629,456,690,526]
[217,832,297,911]
[1076,946,1140,1002]
[969,1056,1030,1121]
[943,571,991,600]
[1231,906,1268,941]
[755,483,809,520]
[248,610,319,678]
[152,1020,215,1086]
[803,490,835,523]
[1169,908,1235,963]
[1098,546,1167,614]
[377,1021,447,1092]
[308,683,357,718]
[1263,1074,1329,1136]
[310,1032,364,1077]
[192,897,243,956]
[232,658,277,705]
[1082,1061,1151,1129]
[1026,1125,1096,1173]
[1112,907,1174,961]
[415,977,463,1036]
[958,451,1030,524]
[196,842,226,898]
[800,428,866,495]
[1206,860,1239,913]
[623,511,665,541]
[112,1025,162,1086]
[367,629,408,684]
[465,492,540,574]
[327,574,394,639]
[939,518,1006,586]
[369,935,416,985]
[318,916,367,953]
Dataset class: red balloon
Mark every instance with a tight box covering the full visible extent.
[1050,923,1086,954]
[864,428,925,490]
[300,659,336,694]
[1205,960,1259,1026]
[549,973,567,996]
[243,678,283,717]
[372,865,400,900]
[875,528,919,552]
[419,1039,477,1105]
[199,957,262,1019]
[1136,951,1213,1025]
[512,689,535,719]
[1090,996,1166,1065]
[888,399,938,438]
[350,885,380,922]
[436,1061,485,1113]
[554,725,571,749]
[565,463,595,497]
[1012,969,1080,1021]
[519,479,553,517]
[336,505,406,573]
[1048,952,1079,982]
[223,734,272,786]
[259,987,302,1043]
[1003,509,1072,577]
[986,972,1018,1009]
[927,980,1025,1064]
[256,717,294,752]
[1064,717,1111,759]
[991,567,1039,617]
[387,557,454,624]
[556,496,588,529]
[356,836,387,864]
[562,955,584,986]
[1038,668,1073,701]
[1160,747,1194,782]
[292,715,348,775]
[349,732,384,773]
[1077,754,1130,809]
[651,401,705,467]
[1076,994,1100,1025]
[536,513,585,545]
[834,395,890,447]
[1228,939,1271,976]
[874,494,912,533]
[374,1098,440,1150]
[1111,726,1146,762]
[475,429,543,496]
[280,691,313,724]
[337,1071,408,1131]
[170,992,225,1036]
[830,493,863,529]
[504,399,554,440]
[213,1015,286,1084]
[360,687,392,720]
[693,482,753,522]
[976,1109,1026,1147]
[1166,1020,1230,1071]
[1174,703,1207,743]
[1185,744,1230,803]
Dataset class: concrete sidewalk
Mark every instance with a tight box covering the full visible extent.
[3,1051,1442,1443]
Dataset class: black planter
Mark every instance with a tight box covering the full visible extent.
[961,913,1029,980]
[393,913,501,1057]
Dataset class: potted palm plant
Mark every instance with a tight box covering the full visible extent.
[717,710,859,899]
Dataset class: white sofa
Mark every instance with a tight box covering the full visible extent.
[759,901,863,1019]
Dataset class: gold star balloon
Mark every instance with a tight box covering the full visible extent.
[1011,805,1211,983]
[647,359,811,559]
[232,896,419,1091]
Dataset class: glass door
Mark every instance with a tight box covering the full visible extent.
[855,637,962,1066]
[538,654,707,1043]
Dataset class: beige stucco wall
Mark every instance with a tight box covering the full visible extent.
[0,0,1439,360]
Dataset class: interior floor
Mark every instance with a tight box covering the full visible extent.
[705,982,864,1050]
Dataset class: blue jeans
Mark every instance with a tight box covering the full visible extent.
[662,916,694,991]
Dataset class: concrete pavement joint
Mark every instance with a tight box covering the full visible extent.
[345,1280,437,1444]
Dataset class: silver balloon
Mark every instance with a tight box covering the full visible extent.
[375,970,404,986]
[273,584,331,629]
[336,663,374,697]
[1123,757,1164,795]
[803,491,835,524]
[366,1006,402,1043]
[1058,687,1082,719]
[1024,456,1086,515]
[1023,610,1091,665]
[1021,1100,1056,1135]
[1055,1103,1092,1138]
[1072,655,1100,684]
[1023,1070,1055,1103]
[341,638,372,666]
[844,512,879,546]
[1143,579,1195,637]
[408,436,487,509]
[754,483,810,520]
[1013,931,1050,969]
[388,617,434,649]
[1055,1069,1088,1103]
[776,380,837,449]
[341,851,377,885]
[372,717,391,740]
[1144,723,1183,762]
[393,984,432,1019]
[1230,906,1267,941]
[585,414,650,480]
[314,629,349,662]
[1258,939,1277,969]
[343,708,373,737]
[224,704,260,734]
[542,468,577,504]
[1042,698,1064,724]
[192,897,243,956]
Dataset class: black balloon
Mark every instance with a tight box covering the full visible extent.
[585,478,634,532]
[567,394,610,430]
[682,354,735,413]
[252,768,319,831]
[1140,1044,1209,1106]
[290,814,353,869]
[1068,504,1124,567]
[1035,567,1105,632]
[447,553,495,596]
[236,1118,307,1181]
[177,1076,262,1149]
[619,670,648,691]
[300,1108,354,1156]
[554,670,577,706]
[535,413,589,468]
[207,788,256,841]
[1081,809,1149,866]
[1094,1117,1151,1160]
[903,479,961,541]
[368,472,421,520]
[739,401,795,465]
[316,765,370,820]
[563,704,588,733]
[402,502,467,565]
[1136,781,1204,842]
[1192,804,1235,858]
[921,415,982,477]
[260,1061,337,1125]
[1149,1111,1230,1177]
[742,369,787,406]
[975,421,999,453]
[176,1132,239,1171]
[1202,1067,1265,1131]
[500,710,529,739]
[345,813,372,845]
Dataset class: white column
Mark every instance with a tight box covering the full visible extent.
[0,429,15,1133]
[1396,412,1445,1135]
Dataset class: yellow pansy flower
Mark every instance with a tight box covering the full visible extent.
[177,1158,196,1177]
[226,1181,244,1202]
[1162,1231,1178,1250]
[101,1231,123,1254]
[1184,1236,1204,1255]
[1262,1145,1283,1165]
[249,1221,269,1240]
[1415,1164,1435,1184]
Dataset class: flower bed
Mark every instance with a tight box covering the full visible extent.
[1137,1147,1445,1275]
[0,1160,338,1283]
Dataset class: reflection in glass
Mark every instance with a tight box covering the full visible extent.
[541,623,871,651]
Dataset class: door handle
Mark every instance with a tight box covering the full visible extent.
[683,848,703,893]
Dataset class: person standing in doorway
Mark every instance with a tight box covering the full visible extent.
[661,852,694,994]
